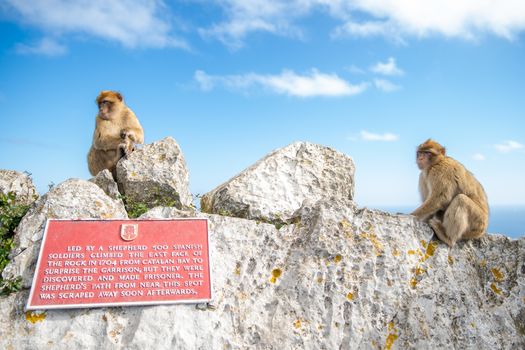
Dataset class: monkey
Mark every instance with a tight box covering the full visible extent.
[87,91,144,178]
[411,139,489,247]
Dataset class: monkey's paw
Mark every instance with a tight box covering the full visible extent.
[120,128,130,140]
[120,129,137,143]
[118,143,132,158]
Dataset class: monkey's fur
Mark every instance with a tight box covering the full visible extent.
[411,139,489,247]
[87,91,144,178]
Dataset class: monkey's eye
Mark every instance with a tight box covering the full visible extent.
[417,151,432,157]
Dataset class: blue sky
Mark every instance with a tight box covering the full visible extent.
[0,0,524,209]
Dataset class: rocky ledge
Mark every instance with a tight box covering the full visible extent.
[0,138,523,349]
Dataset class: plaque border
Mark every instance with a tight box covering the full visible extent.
[26,218,213,310]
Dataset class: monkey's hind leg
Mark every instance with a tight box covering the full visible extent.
[428,217,454,247]
[442,194,472,246]
[461,199,488,240]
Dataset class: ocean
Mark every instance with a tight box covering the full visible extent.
[373,206,525,240]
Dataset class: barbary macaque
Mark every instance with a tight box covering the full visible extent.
[87,91,144,178]
[411,139,489,247]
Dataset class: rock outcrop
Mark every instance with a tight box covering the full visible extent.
[201,141,355,223]
[0,169,38,206]
[89,169,121,201]
[0,139,524,349]
[116,137,192,210]
[1,179,127,288]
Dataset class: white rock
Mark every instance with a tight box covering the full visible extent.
[0,169,38,206]
[1,199,522,349]
[89,169,121,201]
[117,137,192,210]
[1,179,127,287]
[201,141,355,223]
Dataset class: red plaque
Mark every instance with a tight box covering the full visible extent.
[27,219,212,310]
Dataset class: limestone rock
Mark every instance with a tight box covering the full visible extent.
[201,141,355,223]
[1,179,127,287]
[116,137,192,210]
[2,199,522,349]
[0,169,38,206]
[89,169,121,201]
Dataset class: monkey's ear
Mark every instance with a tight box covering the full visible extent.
[441,147,446,155]
[115,92,123,101]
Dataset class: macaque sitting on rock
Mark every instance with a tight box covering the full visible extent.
[87,91,144,178]
[411,139,489,247]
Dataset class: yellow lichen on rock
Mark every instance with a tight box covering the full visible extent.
[339,219,352,230]
[385,322,399,350]
[448,255,454,265]
[490,283,502,295]
[491,268,504,282]
[234,262,241,276]
[293,319,302,329]
[408,249,424,258]
[340,219,354,238]
[415,267,426,276]
[26,311,46,324]
[361,232,384,256]
[421,241,438,262]
[270,268,282,283]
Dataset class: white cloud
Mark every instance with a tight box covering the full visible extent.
[5,0,187,50]
[198,0,307,49]
[494,140,524,153]
[374,79,401,92]
[331,20,405,44]
[7,1,525,51]
[345,0,525,41]
[473,153,486,161]
[360,130,399,142]
[203,0,525,46]
[194,71,215,91]
[371,57,404,76]
[194,69,368,97]
[15,38,67,56]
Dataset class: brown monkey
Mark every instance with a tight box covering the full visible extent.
[411,139,489,247]
[87,91,144,178]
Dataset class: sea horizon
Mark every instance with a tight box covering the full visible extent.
[369,205,524,239]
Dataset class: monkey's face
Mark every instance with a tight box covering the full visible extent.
[416,151,432,170]
[98,99,115,120]
[96,91,123,121]
[416,139,446,170]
